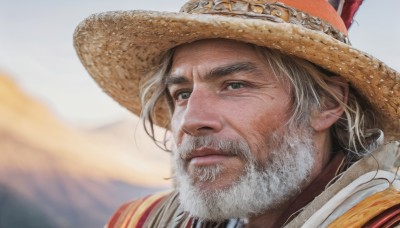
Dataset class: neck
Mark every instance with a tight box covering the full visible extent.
[245,202,291,228]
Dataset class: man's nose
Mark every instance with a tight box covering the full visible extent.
[180,89,223,136]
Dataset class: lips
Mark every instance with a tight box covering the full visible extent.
[185,147,234,166]
[185,147,224,160]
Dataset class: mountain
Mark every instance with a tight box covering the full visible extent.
[0,74,171,227]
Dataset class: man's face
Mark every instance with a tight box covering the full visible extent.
[167,39,315,219]
[169,39,293,188]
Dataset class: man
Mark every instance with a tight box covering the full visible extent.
[74,0,400,227]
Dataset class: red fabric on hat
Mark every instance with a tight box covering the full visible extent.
[279,0,348,35]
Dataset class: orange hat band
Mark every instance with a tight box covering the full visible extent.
[181,0,349,43]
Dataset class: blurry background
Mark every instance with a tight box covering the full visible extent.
[0,0,399,227]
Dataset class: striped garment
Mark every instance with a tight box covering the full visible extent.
[105,191,244,228]
[106,186,400,228]
[106,185,400,228]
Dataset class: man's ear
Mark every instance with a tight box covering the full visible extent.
[311,76,349,132]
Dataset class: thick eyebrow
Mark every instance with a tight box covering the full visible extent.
[165,62,261,86]
[165,74,190,86]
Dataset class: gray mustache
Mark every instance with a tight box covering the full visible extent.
[176,136,253,161]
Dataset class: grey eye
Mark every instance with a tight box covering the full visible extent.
[227,82,244,90]
[177,91,191,100]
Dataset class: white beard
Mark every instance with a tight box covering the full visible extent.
[172,129,315,222]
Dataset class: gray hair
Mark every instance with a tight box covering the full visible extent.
[140,42,380,158]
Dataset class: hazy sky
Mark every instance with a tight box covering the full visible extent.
[1,0,399,126]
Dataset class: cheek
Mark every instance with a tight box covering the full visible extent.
[231,100,291,159]
[170,108,185,142]
[252,111,288,133]
[170,114,179,134]
[255,101,290,129]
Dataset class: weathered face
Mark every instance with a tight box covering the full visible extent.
[167,39,316,220]
[168,39,292,188]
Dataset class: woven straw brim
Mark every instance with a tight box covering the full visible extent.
[74,10,400,134]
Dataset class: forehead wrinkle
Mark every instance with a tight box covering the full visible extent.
[165,61,265,87]
[205,62,263,81]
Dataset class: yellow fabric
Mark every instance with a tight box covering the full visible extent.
[328,186,400,227]
[125,191,171,227]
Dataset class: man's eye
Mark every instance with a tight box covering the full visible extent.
[227,82,245,90]
[176,91,191,100]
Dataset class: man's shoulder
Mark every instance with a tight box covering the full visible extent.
[105,190,185,228]
[287,141,400,227]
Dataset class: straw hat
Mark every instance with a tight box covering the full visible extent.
[74,0,399,133]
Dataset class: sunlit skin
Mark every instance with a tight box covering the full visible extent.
[168,39,345,226]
